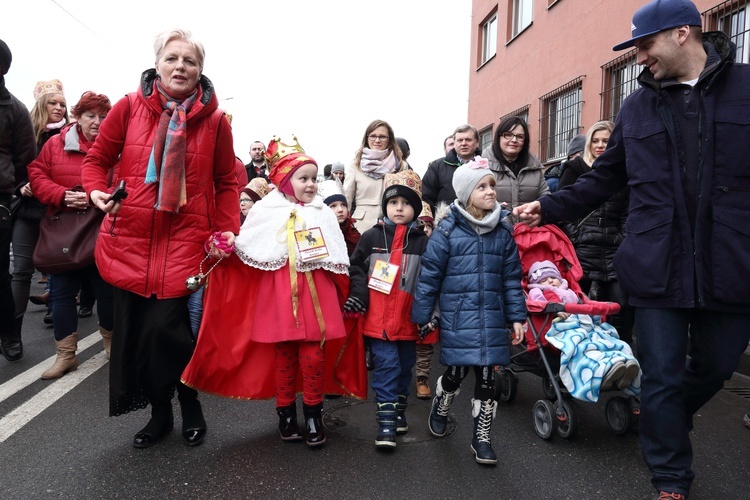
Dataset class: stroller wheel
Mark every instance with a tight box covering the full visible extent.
[556,400,577,439]
[541,375,567,400]
[606,396,632,435]
[541,376,557,400]
[533,400,557,440]
[494,367,518,403]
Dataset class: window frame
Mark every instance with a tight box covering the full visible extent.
[539,77,584,162]
[481,11,498,66]
[600,50,639,122]
[509,0,534,40]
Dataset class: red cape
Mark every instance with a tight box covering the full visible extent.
[181,253,368,400]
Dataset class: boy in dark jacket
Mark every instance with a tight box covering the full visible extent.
[318,179,361,256]
[345,169,429,448]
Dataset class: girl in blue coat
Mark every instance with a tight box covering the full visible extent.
[412,157,526,465]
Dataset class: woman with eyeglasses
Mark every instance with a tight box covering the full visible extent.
[483,116,549,218]
[344,119,410,232]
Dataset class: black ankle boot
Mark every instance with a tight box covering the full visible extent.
[0,316,24,362]
[277,403,303,441]
[302,403,326,447]
[133,403,174,448]
[178,386,206,447]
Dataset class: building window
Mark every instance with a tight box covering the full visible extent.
[511,0,533,38]
[539,77,583,162]
[479,126,493,153]
[481,12,498,65]
[499,105,530,128]
[704,0,750,63]
[601,51,639,122]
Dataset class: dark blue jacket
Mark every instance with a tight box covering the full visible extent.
[411,204,526,367]
[540,32,750,312]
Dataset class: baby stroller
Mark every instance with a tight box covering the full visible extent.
[494,223,639,440]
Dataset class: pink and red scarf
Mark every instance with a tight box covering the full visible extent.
[145,81,198,212]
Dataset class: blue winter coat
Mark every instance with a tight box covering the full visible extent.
[411,204,527,367]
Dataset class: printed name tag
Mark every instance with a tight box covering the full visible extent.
[368,259,399,294]
[294,227,329,262]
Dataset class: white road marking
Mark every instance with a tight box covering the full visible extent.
[0,333,108,443]
[0,332,102,404]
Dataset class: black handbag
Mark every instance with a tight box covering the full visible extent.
[33,204,104,275]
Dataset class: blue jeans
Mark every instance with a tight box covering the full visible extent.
[635,308,750,495]
[369,338,416,402]
[186,285,204,339]
[50,265,114,341]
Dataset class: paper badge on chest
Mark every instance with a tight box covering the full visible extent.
[294,227,329,262]
[368,259,399,294]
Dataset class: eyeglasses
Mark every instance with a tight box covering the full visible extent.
[239,198,253,203]
[502,132,526,142]
[368,134,389,142]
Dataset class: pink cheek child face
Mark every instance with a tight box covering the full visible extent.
[329,201,348,223]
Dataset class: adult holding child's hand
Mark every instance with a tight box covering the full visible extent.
[512,201,542,226]
[82,28,239,450]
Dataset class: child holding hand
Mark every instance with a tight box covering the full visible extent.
[182,137,365,448]
[346,169,429,449]
[412,156,526,466]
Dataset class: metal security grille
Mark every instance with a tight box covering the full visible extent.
[600,51,639,122]
[498,105,530,127]
[704,0,750,63]
[539,77,583,162]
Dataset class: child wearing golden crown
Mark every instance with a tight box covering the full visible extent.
[345,169,430,448]
[182,136,367,448]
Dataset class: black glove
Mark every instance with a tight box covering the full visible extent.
[343,296,367,314]
[418,317,440,340]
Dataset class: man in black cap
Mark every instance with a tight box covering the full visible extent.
[0,38,36,362]
[513,1,750,498]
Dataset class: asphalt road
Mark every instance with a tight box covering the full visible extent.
[0,278,748,499]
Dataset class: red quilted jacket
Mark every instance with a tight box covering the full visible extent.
[29,123,100,209]
[82,71,240,298]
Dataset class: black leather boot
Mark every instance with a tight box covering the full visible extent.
[133,401,174,448]
[178,384,206,446]
[0,315,24,362]
[276,403,303,441]
[302,402,326,447]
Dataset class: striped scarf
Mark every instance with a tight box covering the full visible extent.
[145,81,198,212]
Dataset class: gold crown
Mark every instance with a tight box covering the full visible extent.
[265,135,305,166]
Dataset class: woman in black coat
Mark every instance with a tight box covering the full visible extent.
[558,120,634,344]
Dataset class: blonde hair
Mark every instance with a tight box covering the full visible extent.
[582,120,615,166]
[153,29,205,73]
[30,93,69,144]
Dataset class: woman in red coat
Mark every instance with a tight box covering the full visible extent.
[83,29,239,449]
[29,91,114,380]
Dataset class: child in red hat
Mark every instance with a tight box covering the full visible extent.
[183,136,366,447]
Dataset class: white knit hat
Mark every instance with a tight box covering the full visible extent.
[452,156,494,206]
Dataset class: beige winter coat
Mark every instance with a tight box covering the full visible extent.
[343,160,410,232]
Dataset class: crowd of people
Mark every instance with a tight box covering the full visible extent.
[1,0,750,498]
